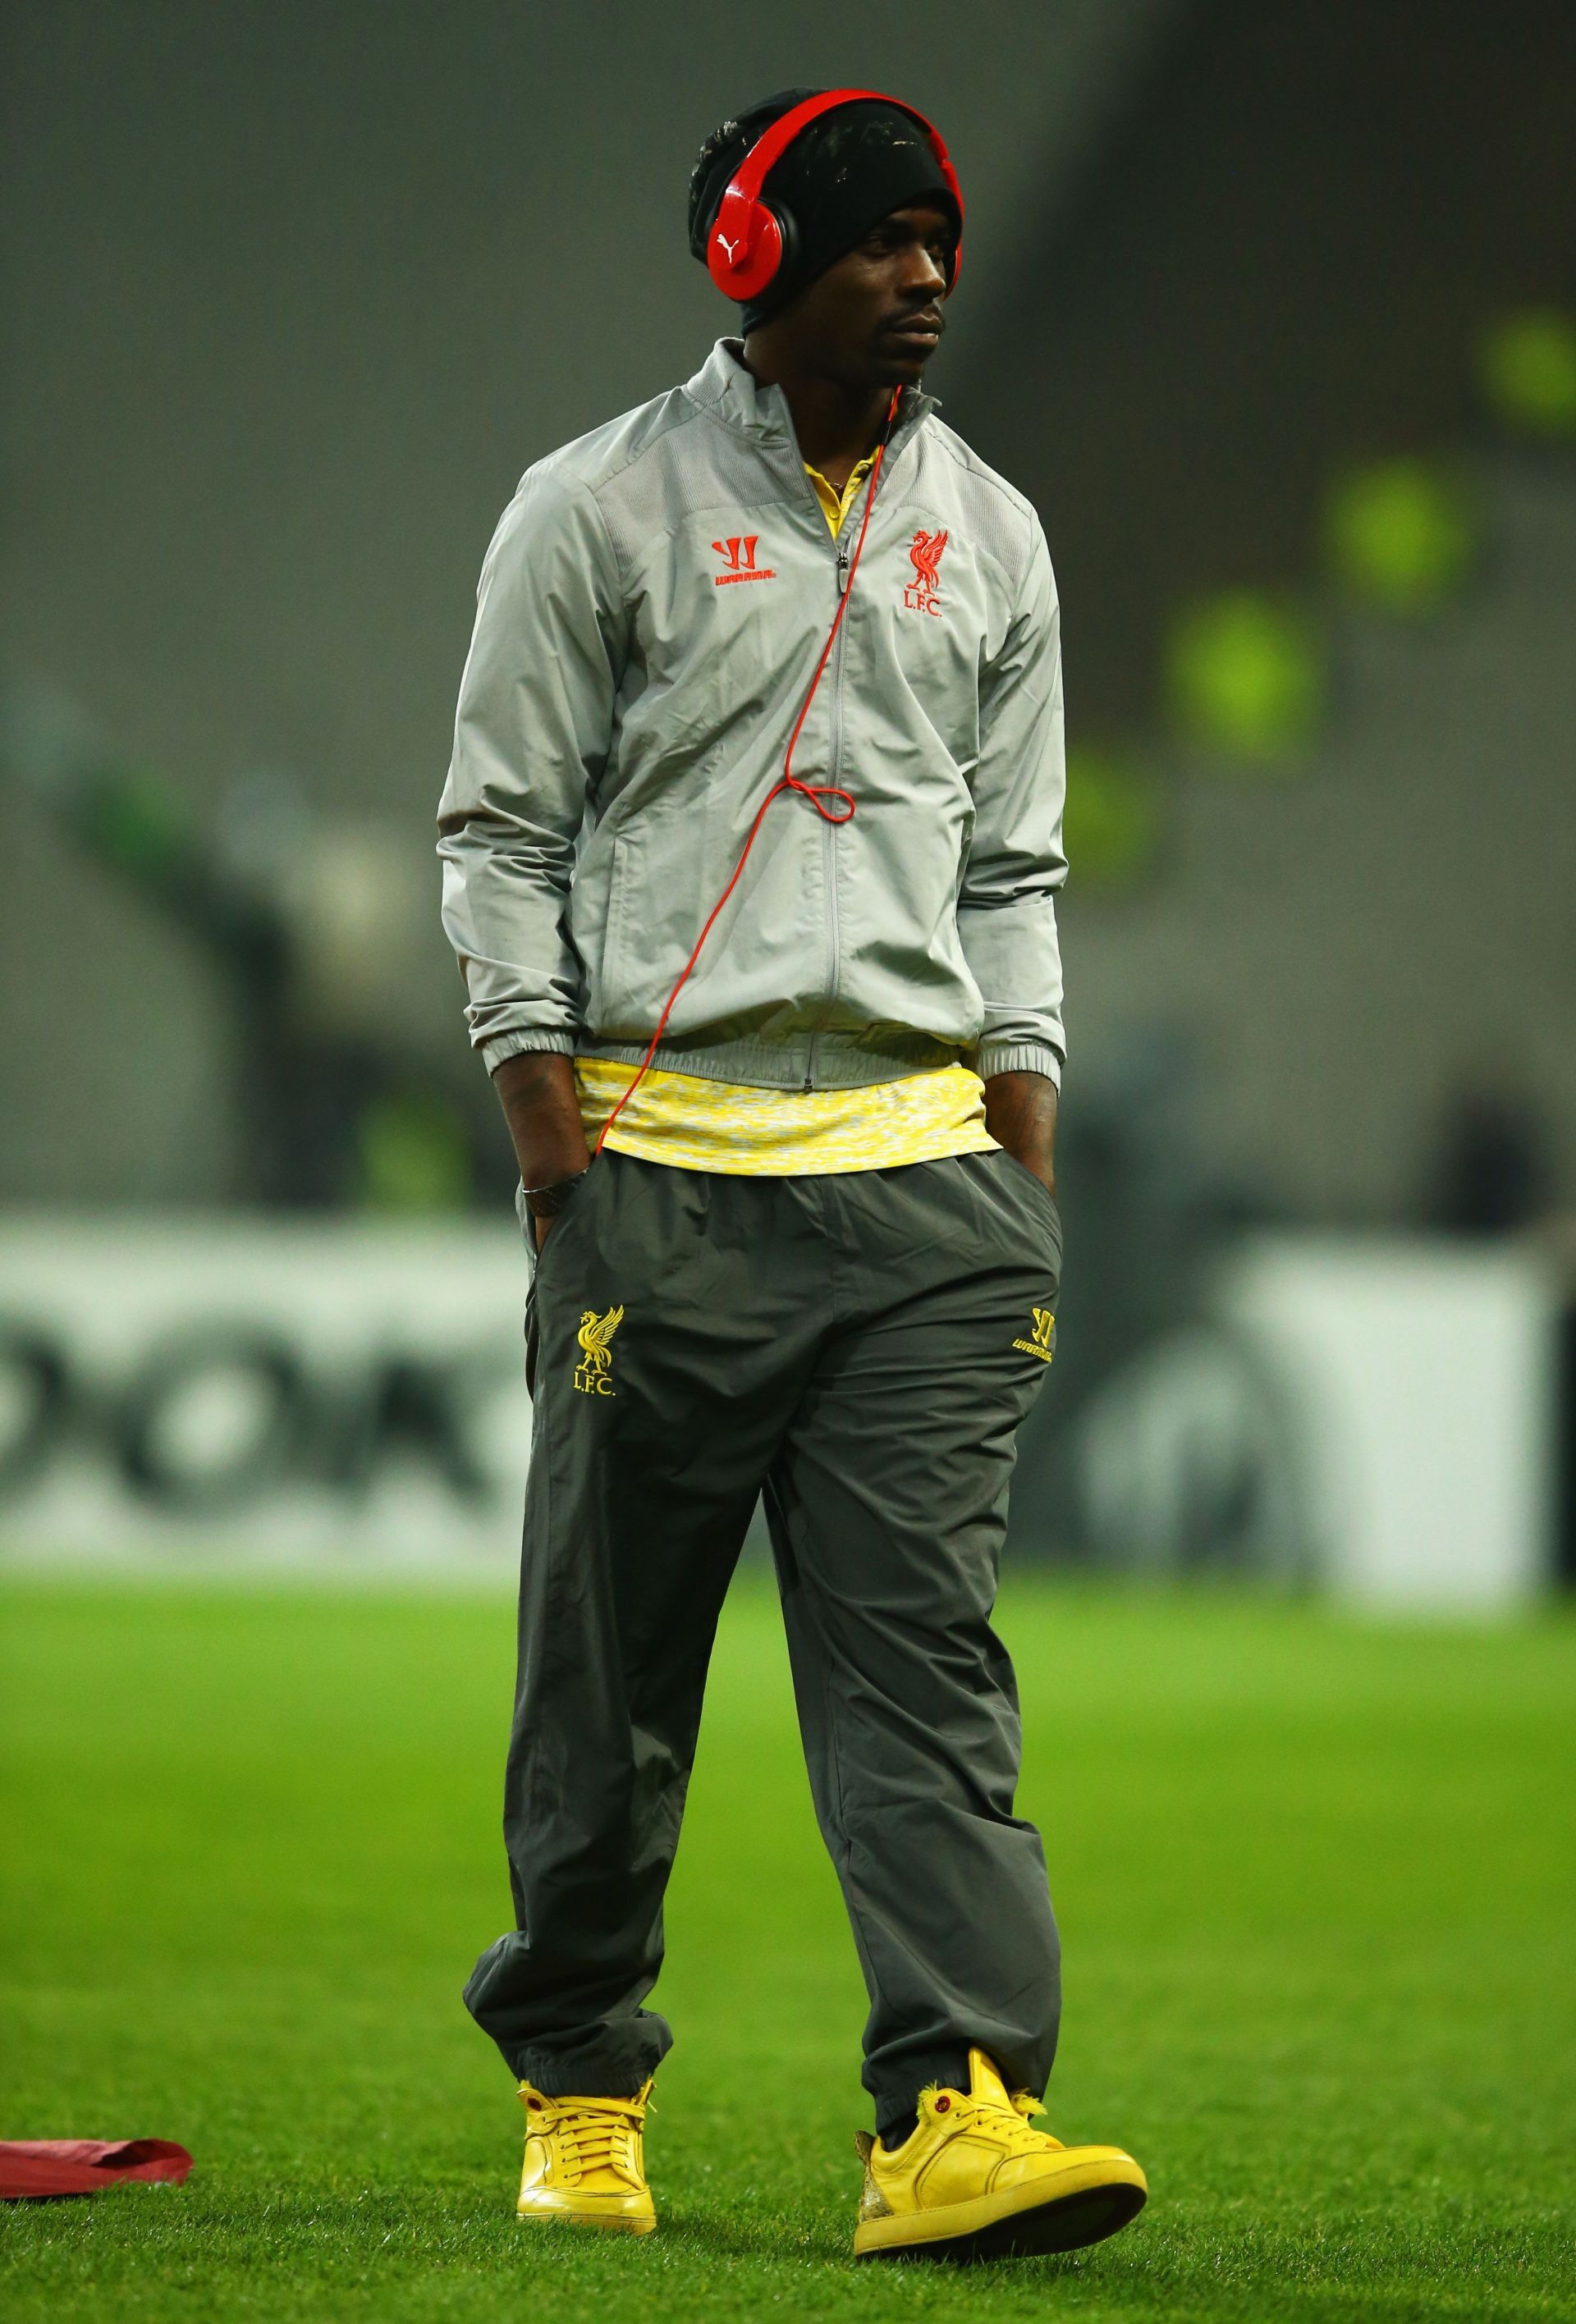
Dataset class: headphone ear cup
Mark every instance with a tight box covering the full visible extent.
[708,186,794,301]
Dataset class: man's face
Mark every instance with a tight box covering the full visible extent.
[780,201,955,389]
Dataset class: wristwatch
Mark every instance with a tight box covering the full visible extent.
[521,1168,589,1222]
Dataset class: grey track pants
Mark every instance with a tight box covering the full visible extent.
[464,1146,1065,2121]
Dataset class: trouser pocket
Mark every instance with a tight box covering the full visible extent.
[989,1149,1064,1282]
[519,1170,590,1400]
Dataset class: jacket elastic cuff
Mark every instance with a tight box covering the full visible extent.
[976,1040,1062,1089]
[481,1030,578,1076]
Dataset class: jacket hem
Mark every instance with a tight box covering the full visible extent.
[575,1032,963,1091]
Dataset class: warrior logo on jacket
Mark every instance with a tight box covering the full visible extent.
[903,528,948,615]
[712,535,776,585]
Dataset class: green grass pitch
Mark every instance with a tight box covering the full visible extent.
[2,1577,1572,2321]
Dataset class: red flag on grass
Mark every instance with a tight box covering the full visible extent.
[0,2140,192,2199]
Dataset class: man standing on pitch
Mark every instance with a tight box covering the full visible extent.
[438,88,1146,2263]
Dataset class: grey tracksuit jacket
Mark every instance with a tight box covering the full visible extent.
[438,336,1068,1093]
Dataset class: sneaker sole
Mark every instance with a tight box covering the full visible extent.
[515,2207,657,2235]
[855,2159,1147,2264]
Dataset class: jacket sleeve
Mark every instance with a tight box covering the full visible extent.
[958,516,1069,1088]
[436,466,627,1069]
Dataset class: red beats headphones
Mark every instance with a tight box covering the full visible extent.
[705,88,964,304]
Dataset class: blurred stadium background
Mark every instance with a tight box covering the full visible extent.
[2,5,1574,2317]
[3,0,1574,1601]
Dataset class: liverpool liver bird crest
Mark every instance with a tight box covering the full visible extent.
[575,1303,624,1393]
[904,527,948,611]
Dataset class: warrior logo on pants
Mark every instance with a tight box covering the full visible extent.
[575,1305,624,1395]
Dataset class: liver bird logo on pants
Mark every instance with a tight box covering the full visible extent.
[574,1305,624,1396]
[903,528,949,615]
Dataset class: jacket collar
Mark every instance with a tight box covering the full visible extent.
[683,336,938,471]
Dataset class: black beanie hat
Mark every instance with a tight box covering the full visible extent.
[687,88,960,334]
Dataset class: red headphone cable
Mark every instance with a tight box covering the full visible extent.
[593,384,903,1158]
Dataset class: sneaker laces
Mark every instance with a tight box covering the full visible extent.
[923,2083,1065,2156]
[1009,2088,1065,2151]
[529,2091,649,2184]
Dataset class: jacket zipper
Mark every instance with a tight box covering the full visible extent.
[804,490,865,1090]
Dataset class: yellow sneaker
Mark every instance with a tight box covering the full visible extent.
[514,2078,656,2235]
[853,2047,1146,2263]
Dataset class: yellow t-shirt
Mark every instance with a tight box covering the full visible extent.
[581,455,996,1175]
[809,451,877,537]
[577,1058,995,1176]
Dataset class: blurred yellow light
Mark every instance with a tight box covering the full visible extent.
[1063,748,1165,892]
[357,1092,470,1214]
[1165,593,1324,765]
[1324,459,1474,613]
[1478,310,1576,438]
